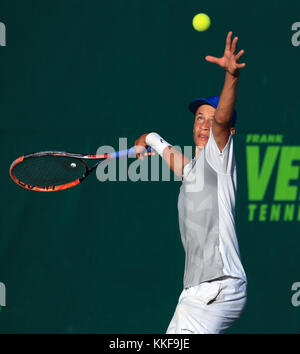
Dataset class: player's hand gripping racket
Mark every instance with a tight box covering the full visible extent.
[9,146,153,192]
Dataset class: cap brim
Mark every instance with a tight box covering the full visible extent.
[188,98,217,114]
[188,98,237,126]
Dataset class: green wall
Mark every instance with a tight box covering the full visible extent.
[0,0,300,333]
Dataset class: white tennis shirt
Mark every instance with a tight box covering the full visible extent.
[178,128,247,289]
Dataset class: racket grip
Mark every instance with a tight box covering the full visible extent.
[110,146,152,159]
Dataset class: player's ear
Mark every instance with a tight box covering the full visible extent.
[230,127,236,136]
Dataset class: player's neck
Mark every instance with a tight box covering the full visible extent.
[194,145,204,158]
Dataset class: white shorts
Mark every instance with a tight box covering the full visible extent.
[166,277,247,334]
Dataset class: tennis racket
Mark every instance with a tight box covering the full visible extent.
[9,146,153,192]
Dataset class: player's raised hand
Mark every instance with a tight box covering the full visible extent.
[205,31,246,77]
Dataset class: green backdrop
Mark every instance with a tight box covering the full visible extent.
[0,0,300,333]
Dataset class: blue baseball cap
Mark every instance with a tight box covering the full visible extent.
[188,95,237,127]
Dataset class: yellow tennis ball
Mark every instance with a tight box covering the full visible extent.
[192,13,211,32]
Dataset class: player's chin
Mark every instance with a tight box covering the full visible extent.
[195,138,208,148]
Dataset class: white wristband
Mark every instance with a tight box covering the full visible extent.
[145,132,171,156]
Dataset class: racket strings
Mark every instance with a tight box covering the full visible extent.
[12,156,87,187]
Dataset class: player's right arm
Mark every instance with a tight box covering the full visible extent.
[134,133,190,179]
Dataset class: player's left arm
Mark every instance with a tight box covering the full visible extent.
[205,31,246,152]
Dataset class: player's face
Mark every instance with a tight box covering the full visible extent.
[193,104,216,148]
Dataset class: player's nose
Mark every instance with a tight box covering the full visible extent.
[202,120,211,129]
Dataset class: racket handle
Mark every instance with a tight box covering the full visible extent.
[110,146,152,160]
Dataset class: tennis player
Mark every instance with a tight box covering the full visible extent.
[134,31,247,334]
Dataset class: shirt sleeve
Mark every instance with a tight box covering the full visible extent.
[204,128,235,175]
